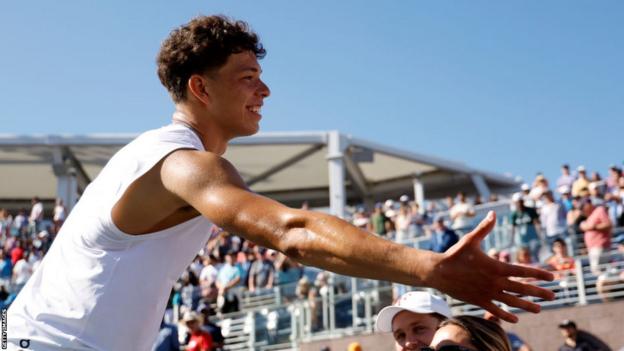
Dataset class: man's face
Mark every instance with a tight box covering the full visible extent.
[560,327,576,339]
[203,51,270,138]
[391,311,441,350]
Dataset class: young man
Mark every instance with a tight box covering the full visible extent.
[8,15,554,350]
[376,291,452,350]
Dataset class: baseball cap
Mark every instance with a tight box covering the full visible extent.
[520,183,530,191]
[375,291,452,332]
[558,185,571,194]
[399,194,410,202]
[558,319,576,329]
[511,192,523,202]
[182,311,199,322]
[577,165,586,172]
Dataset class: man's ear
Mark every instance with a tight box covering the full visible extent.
[187,75,211,105]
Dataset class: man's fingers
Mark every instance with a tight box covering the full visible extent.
[504,263,555,282]
[496,292,541,313]
[463,211,496,243]
[502,279,555,301]
[482,301,518,324]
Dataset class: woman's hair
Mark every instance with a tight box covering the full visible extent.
[439,315,511,351]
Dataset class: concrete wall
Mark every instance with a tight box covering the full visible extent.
[300,299,624,351]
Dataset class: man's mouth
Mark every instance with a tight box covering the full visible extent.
[247,105,262,114]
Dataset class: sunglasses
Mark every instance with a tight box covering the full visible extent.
[420,346,475,351]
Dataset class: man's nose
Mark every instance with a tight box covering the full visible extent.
[258,79,270,98]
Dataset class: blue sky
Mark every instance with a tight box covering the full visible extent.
[1,1,623,186]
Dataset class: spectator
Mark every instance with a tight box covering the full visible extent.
[351,207,369,230]
[28,196,44,234]
[0,250,12,288]
[510,193,542,262]
[596,235,624,302]
[274,253,302,286]
[370,203,390,236]
[198,304,224,351]
[215,251,240,313]
[483,311,533,351]
[430,315,511,351]
[557,164,575,190]
[579,200,612,275]
[557,320,611,351]
[606,165,621,194]
[53,198,66,234]
[199,255,219,302]
[375,291,452,351]
[572,166,590,197]
[540,191,567,249]
[559,186,574,213]
[395,203,412,244]
[429,217,459,253]
[182,311,213,351]
[12,251,33,293]
[520,184,535,209]
[10,240,24,266]
[529,174,549,206]
[248,246,275,294]
[152,318,181,351]
[180,270,201,312]
[449,192,475,232]
[545,239,576,280]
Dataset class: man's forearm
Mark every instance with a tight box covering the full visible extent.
[277,210,438,287]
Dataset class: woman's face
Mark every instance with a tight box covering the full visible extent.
[430,324,476,351]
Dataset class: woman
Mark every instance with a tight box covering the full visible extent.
[427,315,511,351]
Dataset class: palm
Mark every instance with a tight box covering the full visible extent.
[430,212,554,323]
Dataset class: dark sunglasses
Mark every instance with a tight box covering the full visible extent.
[420,346,475,351]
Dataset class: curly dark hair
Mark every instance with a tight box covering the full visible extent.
[157,15,266,102]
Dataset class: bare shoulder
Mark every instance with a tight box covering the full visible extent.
[160,149,247,195]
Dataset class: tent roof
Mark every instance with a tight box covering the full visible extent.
[0,131,519,207]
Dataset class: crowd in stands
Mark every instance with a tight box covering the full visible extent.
[2,163,624,350]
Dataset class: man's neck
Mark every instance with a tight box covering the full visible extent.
[173,105,229,155]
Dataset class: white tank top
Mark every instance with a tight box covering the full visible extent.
[8,123,214,351]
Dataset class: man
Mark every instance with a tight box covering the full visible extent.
[216,251,241,313]
[449,192,476,232]
[429,217,459,253]
[558,320,611,351]
[248,246,275,293]
[540,191,567,249]
[579,199,612,275]
[572,166,590,197]
[8,15,553,350]
[557,164,575,190]
[28,196,44,235]
[510,193,542,262]
[376,291,452,350]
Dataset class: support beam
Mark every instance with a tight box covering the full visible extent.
[52,147,80,210]
[344,148,370,200]
[412,176,425,214]
[246,144,324,186]
[327,131,346,218]
[470,173,491,200]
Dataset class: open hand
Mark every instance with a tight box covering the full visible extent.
[428,211,555,323]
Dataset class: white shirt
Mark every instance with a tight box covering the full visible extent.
[8,123,213,351]
[450,202,474,230]
[29,202,44,221]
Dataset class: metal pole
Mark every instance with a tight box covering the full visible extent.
[575,259,587,305]
[327,131,346,218]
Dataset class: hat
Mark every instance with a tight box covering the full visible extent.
[375,291,452,332]
[577,165,586,172]
[558,185,571,194]
[521,183,530,191]
[182,311,199,322]
[558,319,576,329]
[399,194,410,202]
[347,342,362,351]
[511,192,523,202]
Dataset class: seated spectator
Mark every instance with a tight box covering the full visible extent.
[199,255,219,303]
[510,194,542,262]
[370,203,390,237]
[557,319,611,351]
[450,192,475,232]
[180,270,201,312]
[198,303,224,351]
[375,291,452,350]
[182,311,213,351]
[429,217,459,253]
[395,202,412,244]
[429,315,511,351]
[579,199,612,275]
[545,239,576,280]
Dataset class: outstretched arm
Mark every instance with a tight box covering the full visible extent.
[161,150,554,322]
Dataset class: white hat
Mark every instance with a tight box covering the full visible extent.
[520,183,530,191]
[511,192,523,202]
[399,195,410,202]
[375,291,452,332]
[558,185,571,194]
[577,165,586,172]
[182,311,199,322]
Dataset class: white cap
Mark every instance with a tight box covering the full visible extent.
[399,194,410,202]
[375,291,452,332]
[182,311,199,322]
[558,185,571,194]
[520,183,530,191]
[511,192,523,202]
[577,165,586,172]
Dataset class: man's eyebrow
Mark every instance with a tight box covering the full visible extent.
[240,66,261,74]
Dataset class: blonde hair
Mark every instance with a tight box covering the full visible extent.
[439,315,511,351]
